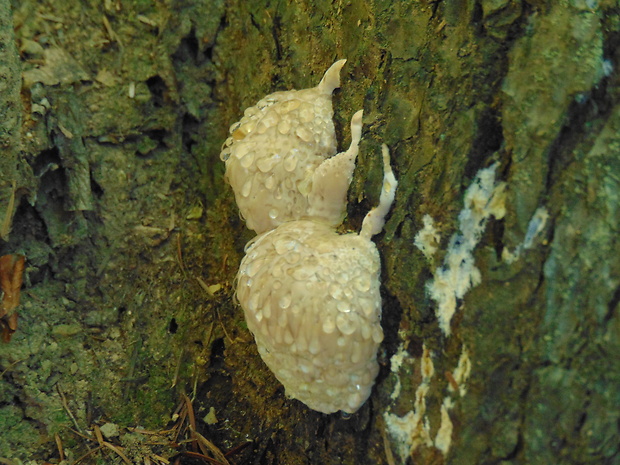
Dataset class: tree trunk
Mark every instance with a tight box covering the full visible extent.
[0,0,618,464]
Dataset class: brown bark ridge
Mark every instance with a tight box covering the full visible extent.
[0,0,618,464]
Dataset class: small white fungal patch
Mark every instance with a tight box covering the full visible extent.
[385,165,503,461]
[414,214,441,261]
[427,164,506,336]
[384,345,435,462]
[388,342,408,400]
[434,397,454,455]
[435,345,472,455]
[385,344,472,462]
[449,345,472,397]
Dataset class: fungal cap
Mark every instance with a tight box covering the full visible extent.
[237,220,384,414]
[220,60,351,234]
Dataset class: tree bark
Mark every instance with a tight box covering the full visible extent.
[0,0,618,464]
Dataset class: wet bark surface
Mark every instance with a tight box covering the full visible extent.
[0,0,619,464]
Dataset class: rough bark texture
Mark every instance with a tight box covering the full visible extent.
[0,0,619,464]
[0,0,23,241]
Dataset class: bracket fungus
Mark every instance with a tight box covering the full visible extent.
[220,60,363,234]
[221,60,398,414]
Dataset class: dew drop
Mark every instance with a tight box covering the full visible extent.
[256,154,278,173]
[269,209,278,220]
[248,293,260,311]
[237,121,255,139]
[308,338,321,355]
[277,119,291,134]
[285,252,301,265]
[265,174,276,190]
[362,300,376,317]
[292,268,311,280]
[246,259,261,278]
[299,105,314,123]
[279,294,291,309]
[274,239,295,255]
[278,99,301,114]
[295,126,313,142]
[336,314,356,335]
[241,179,252,197]
[229,121,241,134]
[240,151,255,168]
[298,177,311,195]
[337,301,351,313]
[256,120,268,134]
[371,325,384,343]
[233,144,249,160]
[361,323,371,340]
[353,275,371,292]
[283,153,298,172]
[329,284,343,300]
[322,316,336,334]
[263,302,272,319]
[244,106,259,117]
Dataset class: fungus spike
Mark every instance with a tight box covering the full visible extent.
[308,110,363,221]
[317,59,347,95]
[360,144,398,240]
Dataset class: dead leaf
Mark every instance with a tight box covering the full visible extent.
[0,254,25,342]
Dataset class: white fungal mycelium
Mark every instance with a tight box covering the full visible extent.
[237,147,397,414]
[222,59,398,414]
[220,59,363,234]
[428,164,506,336]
